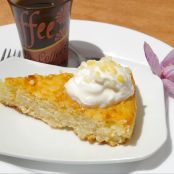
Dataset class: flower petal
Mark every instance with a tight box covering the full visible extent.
[162,65,174,82]
[161,49,174,67]
[144,42,161,76]
[162,79,174,97]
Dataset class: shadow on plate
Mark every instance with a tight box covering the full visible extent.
[68,40,105,67]
[126,86,145,146]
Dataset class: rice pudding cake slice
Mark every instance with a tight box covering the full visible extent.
[0,57,136,146]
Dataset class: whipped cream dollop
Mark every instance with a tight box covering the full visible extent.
[65,57,134,108]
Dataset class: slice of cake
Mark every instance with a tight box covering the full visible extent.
[0,57,136,146]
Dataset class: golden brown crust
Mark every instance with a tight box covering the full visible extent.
[5,73,136,126]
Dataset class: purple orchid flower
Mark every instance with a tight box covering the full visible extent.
[144,42,174,97]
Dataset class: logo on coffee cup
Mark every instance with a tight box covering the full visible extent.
[16,2,70,65]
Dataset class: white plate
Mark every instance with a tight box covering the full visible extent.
[0,20,168,164]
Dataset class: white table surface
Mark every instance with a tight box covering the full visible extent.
[0,20,174,173]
